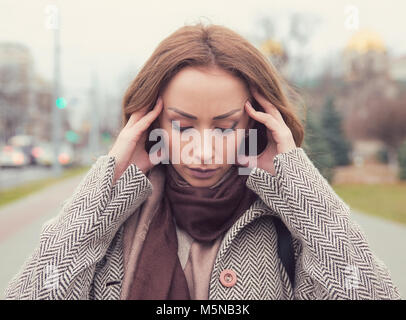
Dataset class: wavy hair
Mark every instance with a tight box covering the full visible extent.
[121,22,305,154]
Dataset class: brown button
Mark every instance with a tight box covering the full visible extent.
[220,269,237,287]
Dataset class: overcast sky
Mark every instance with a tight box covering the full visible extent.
[1,0,405,96]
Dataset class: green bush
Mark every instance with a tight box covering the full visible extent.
[320,96,352,166]
[376,148,389,164]
[303,108,335,183]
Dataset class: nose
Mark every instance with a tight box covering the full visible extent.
[196,130,215,164]
[186,129,217,165]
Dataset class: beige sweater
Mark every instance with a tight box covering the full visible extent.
[175,218,224,300]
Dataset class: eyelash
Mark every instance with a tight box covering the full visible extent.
[175,122,238,133]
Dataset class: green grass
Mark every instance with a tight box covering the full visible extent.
[0,165,90,208]
[332,183,406,225]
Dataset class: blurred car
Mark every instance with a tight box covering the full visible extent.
[32,142,75,167]
[0,144,30,168]
[8,134,37,165]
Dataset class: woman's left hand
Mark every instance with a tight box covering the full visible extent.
[238,87,297,175]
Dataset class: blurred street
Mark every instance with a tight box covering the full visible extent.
[350,210,406,299]
[0,166,58,191]
[0,172,405,299]
[0,172,84,299]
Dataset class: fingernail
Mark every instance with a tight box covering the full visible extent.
[246,100,252,108]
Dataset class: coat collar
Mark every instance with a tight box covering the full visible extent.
[146,164,276,262]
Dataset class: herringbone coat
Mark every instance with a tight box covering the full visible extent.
[4,147,402,299]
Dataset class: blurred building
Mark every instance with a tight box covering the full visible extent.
[390,55,406,84]
[0,43,33,142]
[338,30,401,163]
[0,42,68,143]
[342,29,398,99]
[343,29,388,79]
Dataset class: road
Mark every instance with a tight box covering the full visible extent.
[0,173,84,299]
[0,166,57,191]
[0,173,405,299]
[349,209,406,298]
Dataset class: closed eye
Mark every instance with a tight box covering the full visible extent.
[215,127,236,133]
[176,126,193,132]
[174,121,238,133]
[175,127,236,134]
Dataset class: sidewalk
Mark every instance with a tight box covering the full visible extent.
[350,210,406,299]
[0,173,85,299]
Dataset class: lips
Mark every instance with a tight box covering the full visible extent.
[187,167,218,179]
[188,167,218,172]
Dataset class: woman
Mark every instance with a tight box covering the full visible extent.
[5,23,401,300]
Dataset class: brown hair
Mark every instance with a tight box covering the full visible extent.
[121,22,305,153]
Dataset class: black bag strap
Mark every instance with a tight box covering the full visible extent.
[273,216,295,289]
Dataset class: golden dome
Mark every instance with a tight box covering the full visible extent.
[345,29,386,54]
[260,39,284,56]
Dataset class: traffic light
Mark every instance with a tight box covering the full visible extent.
[65,130,80,144]
[56,97,67,109]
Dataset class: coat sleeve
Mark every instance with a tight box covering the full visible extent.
[4,155,153,300]
[245,147,402,300]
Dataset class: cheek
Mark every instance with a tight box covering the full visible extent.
[220,133,245,162]
[165,129,183,162]
[157,120,174,159]
[223,136,236,158]
[231,133,245,157]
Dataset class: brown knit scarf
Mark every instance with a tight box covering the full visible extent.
[127,163,258,300]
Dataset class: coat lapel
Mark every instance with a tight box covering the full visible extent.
[211,198,276,268]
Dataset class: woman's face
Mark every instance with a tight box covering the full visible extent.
[158,65,253,187]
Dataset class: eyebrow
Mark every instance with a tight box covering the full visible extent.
[167,107,242,120]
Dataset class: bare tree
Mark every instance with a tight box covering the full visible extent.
[347,93,406,167]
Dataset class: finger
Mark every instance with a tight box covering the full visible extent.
[126,110,144,127]
[128,97,162,130]
[126,105,151,128]
[127,96,163,127]
[134,97,163,132]
[250,88,284,122]
[245,101,279,132]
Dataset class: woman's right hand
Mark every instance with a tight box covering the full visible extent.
[108,96,164,184]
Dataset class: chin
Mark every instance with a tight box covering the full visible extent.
[172,164,231,188]
[183,168,229,187]
[184,174,221,188]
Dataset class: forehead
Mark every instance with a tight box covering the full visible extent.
[162,66,249,117]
